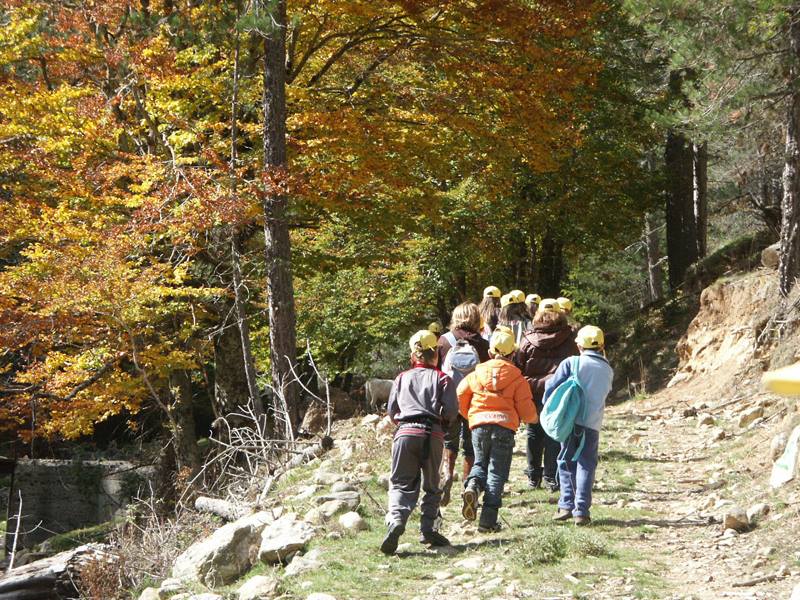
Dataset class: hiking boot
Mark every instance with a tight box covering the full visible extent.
[380,522,405,555]
[461,481,480,521]
[478,522,502,533]
[527,475,542,489]
[574,515,592,527]
[420,530,450,547]
[552,508,572,522]
[543,476,559,492]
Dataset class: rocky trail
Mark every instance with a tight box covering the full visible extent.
[27,270,800,600]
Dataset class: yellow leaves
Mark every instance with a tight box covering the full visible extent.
[0,6,43,66]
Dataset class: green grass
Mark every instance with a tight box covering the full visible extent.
[43,519,120,553]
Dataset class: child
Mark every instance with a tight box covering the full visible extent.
[515,299,579,491]
[547,325,613,526]
[382,329,459,554]
[458,329,537,532]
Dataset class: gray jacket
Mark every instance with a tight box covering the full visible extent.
[387,365,459,433]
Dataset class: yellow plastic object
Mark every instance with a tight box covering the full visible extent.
[576,325,604,349]
[762,362,800,396]
[483,285,501,298]
[557,296,573,311]
[409,329,438,352]
[538,298,561,313]
[490,328,517,356]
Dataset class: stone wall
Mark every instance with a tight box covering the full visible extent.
[4,459,154,550]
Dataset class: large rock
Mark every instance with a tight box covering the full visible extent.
[315,491,360,510]
[259,515,315,564]
[171,512,273,587]
[238,575,279,600]
[159,578,186,598]
[284,549,323,577]
[301,404,328,434]
[307,594,337,600]
[139,589,160,600]
[313,470,344,485]
[761,242,780,269]
[338,511,367,532]
[722,506,749,532]
[737,406,764,429]
[330,481,357,493]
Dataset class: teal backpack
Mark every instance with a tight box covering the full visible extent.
[540,356,587,461]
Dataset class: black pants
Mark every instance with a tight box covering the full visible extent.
[525,422,559,481]
[443,415,474,459]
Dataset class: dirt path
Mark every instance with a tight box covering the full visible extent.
[281,382,800,600]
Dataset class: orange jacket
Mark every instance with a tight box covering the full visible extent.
[457,358,538,431]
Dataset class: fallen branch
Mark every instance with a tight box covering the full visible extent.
[731,573,780,588]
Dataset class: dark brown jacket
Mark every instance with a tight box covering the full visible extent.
[437,327,491,367]
[514,324,579,409]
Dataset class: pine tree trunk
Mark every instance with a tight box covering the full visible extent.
[261,0,299,425]
[665,129,698,290]
[780,6,800,296]
[693,142,708,258]
[665,70,699,291]
[644,212,664,303]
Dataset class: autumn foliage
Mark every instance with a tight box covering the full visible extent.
[0,1,625,448]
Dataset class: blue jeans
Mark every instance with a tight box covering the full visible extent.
[557,426,600,518]
[466,424,515,527]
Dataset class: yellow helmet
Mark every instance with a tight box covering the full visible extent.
[409,329,438,352]
[483,285,502,298]
[538,298,561,313]
[576,325,604,349]
[557,297,573,312]
[495,324,513,335]
[510,289,525,304]
[763,361,800,396]
[525,293,541,307]
[428,321,443,334]
[500,293,512,308]
[490,328,517,356]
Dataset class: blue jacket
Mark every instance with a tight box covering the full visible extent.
[543,350,613,432]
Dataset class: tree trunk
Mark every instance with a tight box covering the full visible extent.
[261,0,299,426]
[168,370,200,474]
[644,212,664,304]
[537,232,563,297]
[693,141,708,258]
[213,320,252,418]
[665,129,698,290]
[780,6,800,296]
[229,12,264,419]
[665,70,699,291]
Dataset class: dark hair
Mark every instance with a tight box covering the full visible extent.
[533,310,567,329]
[498,303,530,327]
[410,348,437,366]
[478,297,499,332]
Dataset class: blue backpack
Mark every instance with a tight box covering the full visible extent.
[540,356,587,461]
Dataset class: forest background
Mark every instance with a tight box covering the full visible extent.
[0,0,797,475]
